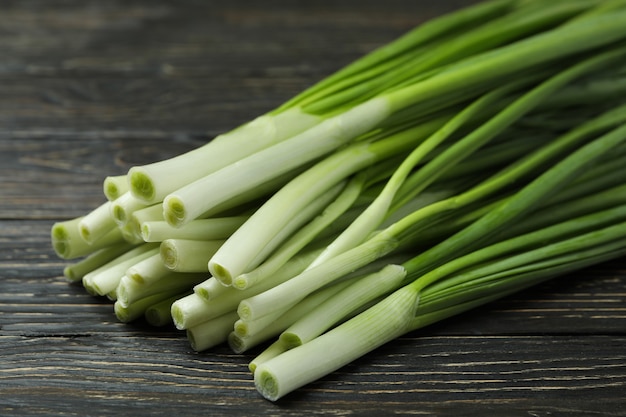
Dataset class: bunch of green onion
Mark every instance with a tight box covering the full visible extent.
[51,0,626,401]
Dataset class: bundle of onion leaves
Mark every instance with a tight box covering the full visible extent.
[51,0,626,400]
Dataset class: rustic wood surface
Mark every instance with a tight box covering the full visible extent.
[1,1,625,415]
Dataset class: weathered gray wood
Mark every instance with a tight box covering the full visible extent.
[0,134,200,218]
[1,334,624,416]
[0,0,473,133]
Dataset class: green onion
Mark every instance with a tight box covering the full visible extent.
[237,51,626,324]
[78,201,119,244]
[63,241,138,282]
[140,216,248,242]
[186,311,240,352]
[49,0,626,402]
[51,216,125,260]
[208,117,445,285]
[230,277,358,354]
[170,249,322,330]
[145,292,189,327]
[82,243,159,297]
[159,239,224,272]
[110,192,152,227]
[117,273,204,308]
[114,291,182,323]
[125,253,170,284]
[254,212,626,400]
[103,174,129,201]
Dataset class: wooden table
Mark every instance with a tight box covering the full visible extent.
[1,1,625,415]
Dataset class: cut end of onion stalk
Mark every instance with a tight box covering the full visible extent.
[186,329,202,352]
[115,281,132,308]
[232,275,249,290]
[163,195,188,228]
[185,310,239,352]
[51,219,85,260]
[78,223,93,243]
[144,306,169,327]
[237,301,253,321]
[111,203,128,226]
[50,223,66,238]
[63,265,78,282]
[113,301,133,323]
[170,303,186,330]
[208,260,233,286]
[227,332,247,354]
[125,269,145,284]
[52,241,69,259]
[192,287,208,302]
[103,175,127,201]
[140,223,152,242]
[128,168,156,203]
[160,240,179,270]
[278,332,303,349]
[81,275,99,296]
[254,368,282,402]
[233,320,249,337]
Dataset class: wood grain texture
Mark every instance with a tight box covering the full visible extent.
[2,334,625,416]
[0,0,625,415]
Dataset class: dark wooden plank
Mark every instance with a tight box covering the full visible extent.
[0,134,201,219]
[0,0,474,77]
[0,0,477,133]
[0,75,296,132]
[1,334,625,416]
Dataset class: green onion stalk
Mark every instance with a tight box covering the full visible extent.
[254,149,626,400]
[249,35,626,401]
[236,49,626,325]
